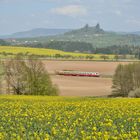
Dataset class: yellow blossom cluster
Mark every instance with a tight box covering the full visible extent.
[0,96,140,140]
[0,46,115,60]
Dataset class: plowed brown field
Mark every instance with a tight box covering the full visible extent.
[44,61,131,96]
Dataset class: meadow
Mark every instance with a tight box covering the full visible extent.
[0,96,140,140]
[0,46,116,60]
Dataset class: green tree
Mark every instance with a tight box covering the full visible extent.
[112,64,125,96]
[112,64,133,97]
[114,55,119,61]
[54,54,61,58]
[86,55,94,60]
[100,55,109,61]
[132,63,140,89]
[112,63,140,97]
[25,56,59,95]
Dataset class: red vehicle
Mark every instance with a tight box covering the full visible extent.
[56,70,100,77]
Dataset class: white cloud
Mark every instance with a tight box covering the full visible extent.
[51,5,88,17]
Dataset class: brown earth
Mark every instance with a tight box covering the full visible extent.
[44,61,131,96]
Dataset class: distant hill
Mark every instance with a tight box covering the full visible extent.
[16,24,140,48]
[0,28,71,39]
[3,24,140,48]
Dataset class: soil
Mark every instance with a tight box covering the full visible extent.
[44,61,131,96]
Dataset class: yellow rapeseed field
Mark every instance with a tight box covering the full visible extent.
[0,96,140,140]
[0,46,115,60]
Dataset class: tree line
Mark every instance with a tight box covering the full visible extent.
[22,41,94,53]
[0,39,10,46]
[2,39,140,59]
[21,41,140,57]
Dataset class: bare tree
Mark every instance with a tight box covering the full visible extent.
[4,59,27,94]
[3,55,59,96]
[112,63,140,97]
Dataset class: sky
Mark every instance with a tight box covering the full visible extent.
[0,0,140,35]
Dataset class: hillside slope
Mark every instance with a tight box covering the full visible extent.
[17,24,140,48]
[0,28,71,39]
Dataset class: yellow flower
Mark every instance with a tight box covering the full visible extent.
[92,127,97,131]
[45,134,50,140]
[62,128,67,133]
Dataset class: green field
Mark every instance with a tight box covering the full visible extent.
[0,46,115,60]
[0,96,140,139]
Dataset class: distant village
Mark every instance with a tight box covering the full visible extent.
[6,39,39,45]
